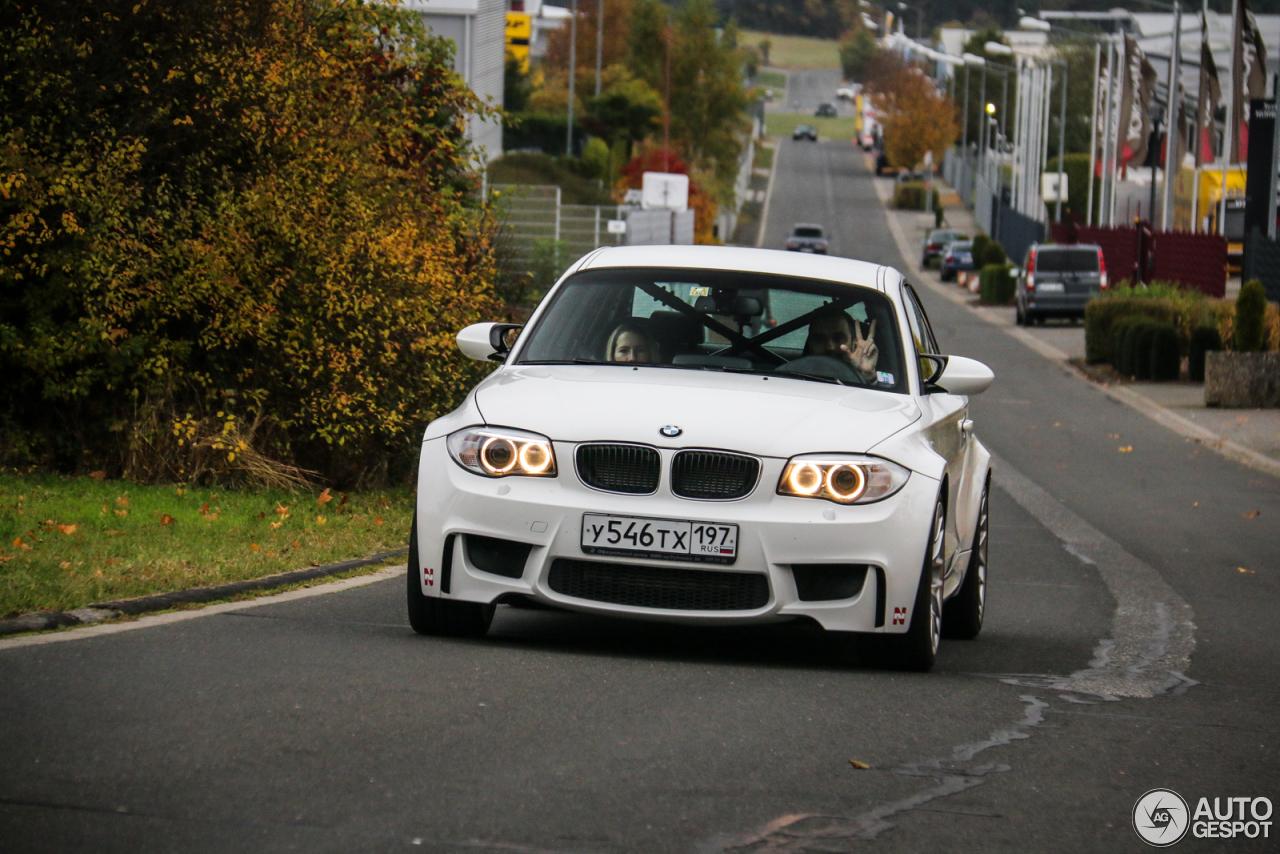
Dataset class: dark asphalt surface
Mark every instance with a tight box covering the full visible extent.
[2,140,1277,853]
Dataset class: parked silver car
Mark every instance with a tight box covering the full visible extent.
[1014,244,1109,325]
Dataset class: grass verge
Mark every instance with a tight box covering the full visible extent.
[754,142,775,170]
[0,473,413,618]
[742,31,841,71]
[765,112,858,142]
[755,70,787,90]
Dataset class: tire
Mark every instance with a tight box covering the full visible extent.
[406,513,495,638]
[869,495,945,672]
[942,475,988,640]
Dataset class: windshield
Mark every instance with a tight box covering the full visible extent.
[793,227,823,238]
[1036,248,1099,273]
[516,267,908,393]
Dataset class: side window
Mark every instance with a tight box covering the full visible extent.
[902,284,939,354]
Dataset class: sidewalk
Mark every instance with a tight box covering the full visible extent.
[871,166,1280,478]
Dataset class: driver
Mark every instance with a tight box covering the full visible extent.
[606,321,657,364]
[803,308,880,384]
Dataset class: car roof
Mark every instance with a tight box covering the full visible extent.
[576,245,892,293]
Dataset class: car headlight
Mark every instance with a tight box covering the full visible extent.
[777,454,910,504]
[447,426,557,478]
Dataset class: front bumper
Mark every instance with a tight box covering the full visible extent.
[414,438,939,634]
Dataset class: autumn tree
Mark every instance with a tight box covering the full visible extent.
[0,0,501,486]
[870,65,960,171]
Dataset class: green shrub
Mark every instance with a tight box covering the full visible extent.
[892,182,942,211]
[1132,322,1160,380]
[1149,323,1182,381]
[982,241,1007,267]
[979,264,1015,305]
[1110,317,1137,375]
[971,234,991,267]
[1188,326,1223,382]
[1235,279,1267,352]
[1085,297,1179,364]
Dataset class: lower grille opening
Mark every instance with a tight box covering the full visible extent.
[465,535,533,579]
[791,564,870,601]
[548,558,769,611]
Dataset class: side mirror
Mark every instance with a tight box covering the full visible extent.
[1009,267,1021,278]
[926,355,994,396]
[456,322,523,362]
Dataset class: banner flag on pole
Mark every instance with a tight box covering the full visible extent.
[1196,12,1221,168]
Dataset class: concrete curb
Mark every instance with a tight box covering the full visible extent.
[875,176,1280,480]
[0,548,408,638]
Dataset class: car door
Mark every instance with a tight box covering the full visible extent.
[902,283,973,584]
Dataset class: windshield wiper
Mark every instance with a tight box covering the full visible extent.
[770,370,850,386]
[518,359,602,365]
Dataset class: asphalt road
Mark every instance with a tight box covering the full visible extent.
[2,141,1277,853]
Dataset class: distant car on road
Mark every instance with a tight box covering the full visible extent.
[792,124,818,141]
[921,229,968,267]
[786,223,829,254]
[815,102,838,117]
[940,240,976,282]
[1015,243,1108,325]
[836,87,855,101]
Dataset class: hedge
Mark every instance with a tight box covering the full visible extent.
[1086,298,1177,364]
[892,182,943,212]
[1188,326,1223,382]
[979,264,1015,305]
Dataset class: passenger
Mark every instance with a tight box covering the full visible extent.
[803,309,880,384]
[606,321,657,364]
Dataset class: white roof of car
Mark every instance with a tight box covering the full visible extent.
[576,245,893,293]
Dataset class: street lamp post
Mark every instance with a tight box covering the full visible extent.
[566,0,578,156]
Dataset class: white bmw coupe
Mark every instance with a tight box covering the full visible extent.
[408,246,994,671]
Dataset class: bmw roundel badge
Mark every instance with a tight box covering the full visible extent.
[660,425,683,438]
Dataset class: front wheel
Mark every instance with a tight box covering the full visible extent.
[942,476,988,640]
[406,514,495,638]
[868,496,945,672]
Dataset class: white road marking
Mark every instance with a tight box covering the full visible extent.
[0,566,406,651]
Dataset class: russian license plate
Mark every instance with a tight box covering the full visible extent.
[581,514,739,565]
[1037,282,1065,292]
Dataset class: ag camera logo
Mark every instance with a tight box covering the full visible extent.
[1132,789,1190,847]
[1132,790,1274,845]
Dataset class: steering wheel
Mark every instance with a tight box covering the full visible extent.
[774,354,864,384]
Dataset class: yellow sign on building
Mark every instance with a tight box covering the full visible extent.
[506,12,531,71]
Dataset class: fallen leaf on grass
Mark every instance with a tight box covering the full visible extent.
[250,543,260,552]
[275,503,291,518]
[88,470,107,480]
[175,488,185,496]
[1118,446,1133,453]
[60,561,71,569]
[256,511,266,519]
[1243,510,1260,519]
[317,488,332,506]
[114,509,128,517]
[160,514,175,526]
[200,502,211,516]
[116,495,129,507]
[1239,567,1255,574]
[849,759,871,770]
[55,524,78,535]
[270,521,282,529]
[104,530,125,536]
[374,516,384,526]
[101,504,109,514]
[0,555,14,563]
[315,515,326,525]
[292,540,301,549]
[13,538,31,550]
[337,493,349,512]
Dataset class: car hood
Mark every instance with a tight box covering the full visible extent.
[472,365,921,459]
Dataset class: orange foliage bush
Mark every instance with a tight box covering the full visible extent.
[0,0,501,486]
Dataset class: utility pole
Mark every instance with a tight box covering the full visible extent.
[567,0,577,156]
[1055,60,1067,224]
[664,12,672,172]
[595,0,604,97]
[1086,42,1101,227]
[1160,1,1182,229]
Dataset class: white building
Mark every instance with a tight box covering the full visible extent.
[402,0,507,162]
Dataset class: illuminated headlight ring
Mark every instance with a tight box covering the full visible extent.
[777,454,910,504]
[447,426,557,478]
